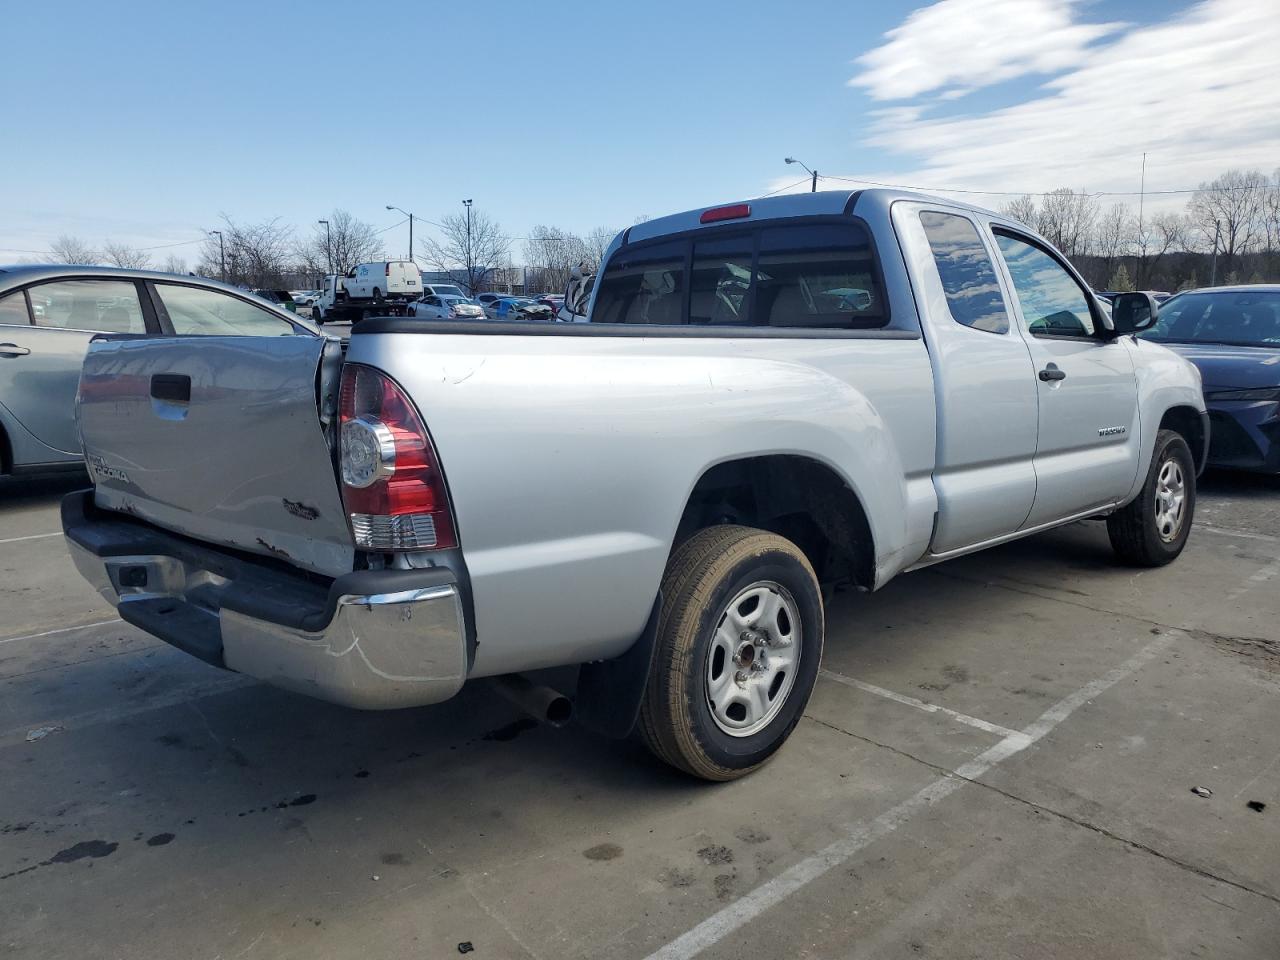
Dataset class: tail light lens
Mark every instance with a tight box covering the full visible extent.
[339,364,457,551]
[385,263,391,276]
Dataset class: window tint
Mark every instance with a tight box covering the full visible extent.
[756,224,885,328]
[690,234,754,325]
[919,212,1008,334]
[591,240,685,324]
[156,284,298,336]
[0,291,30,326]
[994,232,1095,337]
[31,280,146,333]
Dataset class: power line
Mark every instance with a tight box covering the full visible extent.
[756,177,814,199]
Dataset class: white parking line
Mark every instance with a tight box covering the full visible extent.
[1227,558,1280,600]
[819,669,1021,740]
[0,618,122,646]
[645,631,1178,960]
[0,531,61,546]
[1197,524,1280,544]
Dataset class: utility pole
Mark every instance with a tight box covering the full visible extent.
[210,230,224,282]
[1209,219,1221,286]
[463,198,473,294]
[1136,152,1146,287]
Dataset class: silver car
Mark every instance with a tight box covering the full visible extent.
[0,265,316,476]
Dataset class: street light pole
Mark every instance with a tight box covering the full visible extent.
[385,205,415,262]
[317,219,331,277]
[463,199,473,294]
[210,230,224,282]
[784,157,819,192]
[1210,218,1221,287]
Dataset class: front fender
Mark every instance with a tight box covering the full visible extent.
[1124,337,1207,502]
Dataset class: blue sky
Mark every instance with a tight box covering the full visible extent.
[2,0,1276,263]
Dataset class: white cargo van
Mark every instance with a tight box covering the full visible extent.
[342,261,420,300]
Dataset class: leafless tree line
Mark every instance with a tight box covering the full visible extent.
[999,167,1280,291]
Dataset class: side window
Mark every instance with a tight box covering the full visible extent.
[30,280,146,333]
[425,296,440,306]
[690,234,755,325]
[994,231,1096,337]
[591,239,686,324]
[756,224,886,328]
[0,290,30,326]
[156,284,297,336]
[919,212,1008,334]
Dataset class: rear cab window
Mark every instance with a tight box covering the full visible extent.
[591,219,887,330]
[919,211,1008,334]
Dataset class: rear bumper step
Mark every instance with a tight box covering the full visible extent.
[62,491,468,710]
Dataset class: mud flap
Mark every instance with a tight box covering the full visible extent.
[574,592,662,739]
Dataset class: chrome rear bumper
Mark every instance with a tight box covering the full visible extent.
[63,492,468,710]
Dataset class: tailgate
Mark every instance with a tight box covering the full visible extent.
[77,335,355,577]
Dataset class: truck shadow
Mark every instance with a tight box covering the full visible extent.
[0,473,86,508]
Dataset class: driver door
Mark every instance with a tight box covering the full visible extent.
[991,228,1141,528]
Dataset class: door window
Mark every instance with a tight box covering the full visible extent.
[30,279,147,333]
[919,212,1008,334]
[0,291,30,326]
[994,231,1096,337]
[156,284,299,336]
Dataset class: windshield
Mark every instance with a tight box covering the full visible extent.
[432,285,465,298]
[1141,290,1280,348]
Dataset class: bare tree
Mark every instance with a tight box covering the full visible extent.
[523,226,589,296]
[298,209,383,277]
[160,254,188,275]
[47,235,101,265]
[999,195,1039,229]
[1093,203,1133,286]
[419,208,511,296]
[1037,189,1098,259]
[583,226,619,271]
[197,216,295,288]
[1188,169,1269,277]
[102,241,152,270]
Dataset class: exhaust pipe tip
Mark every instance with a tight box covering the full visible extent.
[491,674,573,728]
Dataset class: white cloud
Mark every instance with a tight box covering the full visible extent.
[851,0,1123,101]
[808,0,1280,208]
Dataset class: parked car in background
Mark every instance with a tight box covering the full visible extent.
[292,290,322,307]
[1140,285,1280,472]
[485,297,554,321]
[534,294,564,314]
[406,294,485,320]
[251,289,298,313]
[64,190,1205,780]
[422,282,470,299]
[0,265,315,475]
[474,292,508,311]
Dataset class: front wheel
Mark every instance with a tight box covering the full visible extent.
[638,525,824,781]
[1107,428,1196,566]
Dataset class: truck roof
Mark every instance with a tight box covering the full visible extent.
[624,187,1008,248]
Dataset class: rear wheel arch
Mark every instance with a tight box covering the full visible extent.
[673,454,876,591]
[1158,405,1208,474]
[0,419,10,474]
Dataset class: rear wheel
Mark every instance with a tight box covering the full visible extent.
[372,287,382,303]
[313,306,324,323]
[1108,428,1196,566]
[638,525,824,781]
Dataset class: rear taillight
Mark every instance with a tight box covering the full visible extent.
[385,263,391,276]
[338,364,457,551]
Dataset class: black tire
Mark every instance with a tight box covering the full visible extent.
[313,306,323,323]
[638,525,824,781]
[1108,429,1196,566]
[372,287,382,302]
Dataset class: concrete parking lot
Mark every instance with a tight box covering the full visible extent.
[2,474,1278,959]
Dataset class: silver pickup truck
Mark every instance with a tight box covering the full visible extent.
[63,189,1206,780]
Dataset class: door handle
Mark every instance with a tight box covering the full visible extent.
[150,373,191,403]
[0,342,31,358]
[1038,363,1067,382]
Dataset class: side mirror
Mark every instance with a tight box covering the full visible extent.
[1110,291,1159,335]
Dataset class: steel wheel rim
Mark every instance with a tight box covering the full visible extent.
[1154,457,1186,542]
[705,581,802,738]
